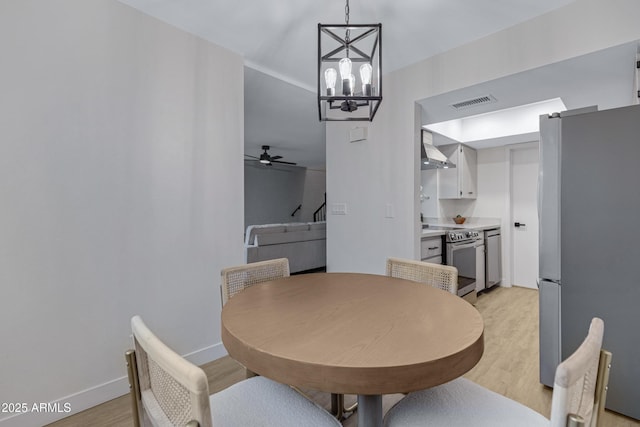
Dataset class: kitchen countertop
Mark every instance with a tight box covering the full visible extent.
[421,229,447,237]
[421,218,501,237]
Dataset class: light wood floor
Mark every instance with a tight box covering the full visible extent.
[48,286,639,427]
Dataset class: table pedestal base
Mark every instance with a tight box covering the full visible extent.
[357,394,382,427]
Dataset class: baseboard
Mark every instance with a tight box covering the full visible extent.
[184,341,228,366]
[0,342,228,427]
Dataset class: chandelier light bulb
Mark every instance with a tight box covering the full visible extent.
[338,58,352,80]
[360,63,373,96]
[348,74,355,96]
[359,63,372,84]
[339,58,353,96]
[324,68,337,96]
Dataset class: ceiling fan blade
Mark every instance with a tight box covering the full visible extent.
[272,160,297,165]
[247,148,294,166]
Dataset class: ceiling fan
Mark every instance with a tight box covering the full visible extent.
[244,145,297,166]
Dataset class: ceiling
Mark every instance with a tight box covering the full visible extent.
[117,0,637,166]
[243,67,326,169]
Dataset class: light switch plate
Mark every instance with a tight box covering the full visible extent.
[331,203,347,215]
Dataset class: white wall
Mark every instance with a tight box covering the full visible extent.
[326,0,640,274]
[0,1,244,425]
[420,170,438,218]
[326,97,417,273]
[474,147,510,219]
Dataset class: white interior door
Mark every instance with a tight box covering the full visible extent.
[511,146,539,289]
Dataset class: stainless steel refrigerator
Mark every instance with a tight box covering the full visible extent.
[538,104,640,420]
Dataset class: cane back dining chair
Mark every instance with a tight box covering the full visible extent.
[220,258,290,306]
[125,315,341,427]
[383,317,612,427]
[220,258,352,421]
[386,257,458,295]
[220,258,290,380]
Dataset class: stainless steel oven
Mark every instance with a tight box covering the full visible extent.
[445,230,485,303]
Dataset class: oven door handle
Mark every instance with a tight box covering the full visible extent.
[449,241,478,250]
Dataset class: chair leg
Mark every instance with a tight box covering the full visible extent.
[125,350,142,427]
[566,414,585,427]
[331,393,357,420]
[593,349,613,427]
[245,367,257,379]
[331,394,343,419]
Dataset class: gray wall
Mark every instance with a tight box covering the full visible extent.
[244,165,326,227]
[300,168,327,222]
[0,1,244,425]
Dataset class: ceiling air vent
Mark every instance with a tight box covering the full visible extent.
[450,94,497,110]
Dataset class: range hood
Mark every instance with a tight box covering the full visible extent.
[421,130,455,170]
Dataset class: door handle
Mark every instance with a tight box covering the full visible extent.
[514,222,526,228]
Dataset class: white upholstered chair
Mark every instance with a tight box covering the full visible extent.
[386,257,458,295]
[383,317,612,427]
[125,315,341,427]
[220,258,290,306]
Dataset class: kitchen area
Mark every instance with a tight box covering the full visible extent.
[421,221,501,304]
[419,129,503,304]
[419,100,640,421]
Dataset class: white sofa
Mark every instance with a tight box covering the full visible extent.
[244,222,326,273]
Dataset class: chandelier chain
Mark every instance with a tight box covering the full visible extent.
[345,0,349,25]
[344,0,350,47]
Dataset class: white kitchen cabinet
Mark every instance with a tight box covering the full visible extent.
[437,143,477,199]
[421,236,443,264]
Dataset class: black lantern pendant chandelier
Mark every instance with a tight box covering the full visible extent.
[318,0,382,121]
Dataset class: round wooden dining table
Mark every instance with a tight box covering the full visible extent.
[221,272,484,427]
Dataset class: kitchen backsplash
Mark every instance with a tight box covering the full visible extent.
[438,199,476,219]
